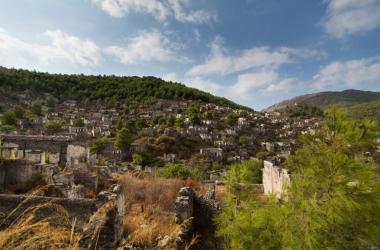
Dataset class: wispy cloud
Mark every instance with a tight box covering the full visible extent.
[312,56,380,89]
[163,70,301,107]
[105,29,187,64]
[187,36,326,76]
[322,0,380,38]
[0,28,101,70]
[91,0,216,24]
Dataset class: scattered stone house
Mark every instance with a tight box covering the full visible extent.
[238,117,249,127]
[200,148,223,160]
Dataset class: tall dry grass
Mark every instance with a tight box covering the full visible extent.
[118,174,205,248]
[0,187,80,250]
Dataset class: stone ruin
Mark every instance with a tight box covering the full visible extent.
[174,185,220,250]
[0,135,125,249]
[262,160,290,197]
[0,135,102,198]
[0,184,125,249]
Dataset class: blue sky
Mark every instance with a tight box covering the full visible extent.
[0,0,380,110]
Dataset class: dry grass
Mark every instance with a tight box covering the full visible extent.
[0,202,80,250]
[117,173,205,248]
[0,187,81,250]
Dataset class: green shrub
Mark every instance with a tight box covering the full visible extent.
[157,164,192,179]
[90,137,110,154]
[157,164,208,181]
[132,153,153,166]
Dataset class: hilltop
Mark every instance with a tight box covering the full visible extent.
[264,89,380,112]
[0,67,249,111]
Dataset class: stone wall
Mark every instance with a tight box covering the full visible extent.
[0,194,100,229]
[79,184,125,249]
[175,185,221,250]
[66,144,90,168]
[1,135,71,166]
[72,170,99,192]
[0,184,125,248]
[262,160,290,197]
[175,187,195,250]
[0,160,62,191]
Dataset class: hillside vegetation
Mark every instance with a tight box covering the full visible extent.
[265,89,380,112]
[0,67,247,110]
[346,101,380,121]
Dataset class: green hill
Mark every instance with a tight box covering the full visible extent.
[0,67,249,110]
[265,89,380,112]
[345,101,380,121]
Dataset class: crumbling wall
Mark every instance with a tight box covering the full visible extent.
[175,187,194,224]
[0,160,37,189]
[175,187,195,250]
[66,144,90,168]
[0,194,100,229]
[0,184,125,248]
[0,160,63,191]
[79,185,125,249]
[72,170,98,192]
[262,160,290,196]
[0,163,5,192]
[175,185,221,250]
[1,135,71,166]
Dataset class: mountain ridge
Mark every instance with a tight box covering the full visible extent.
[264,89,380,112]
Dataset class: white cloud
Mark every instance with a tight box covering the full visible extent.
[233,71,279,96]
[106,30,184,64]
[193,29,201,44]
[312,56,380,89]
[91,0,216,23]
[187,36,325,76]
[44,30,101,66]
[322,0,380,38]
[0,29,101,70]
[231,71,300,98]
[168,0,216,23]
[163,70,299,108]
[162,72,180,82]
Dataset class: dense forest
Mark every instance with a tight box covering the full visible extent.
[0,67,248,110]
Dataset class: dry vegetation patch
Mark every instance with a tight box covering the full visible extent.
[0,202,80,250]
[118,174,205,248]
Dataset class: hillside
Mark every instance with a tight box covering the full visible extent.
[264,89,380,112]
[0,67,249,110]
[346,101,380,121]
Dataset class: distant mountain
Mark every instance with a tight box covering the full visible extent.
[264,89,380,112]
[0,67,250,110]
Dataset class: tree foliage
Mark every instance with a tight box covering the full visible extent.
[72,118,84,127]
[157,163,208,180]
[225,113,238,126]
[0,67,249,110]
[90,137,110,154]
[1,111,17,127]
[132,153,152,166]
[29,101,43,117]
[43,120,63,135]
[216,108,380,249]
[224,160,263,186]
[115,128,132,150]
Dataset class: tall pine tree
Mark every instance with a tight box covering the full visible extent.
[216,108,380,249]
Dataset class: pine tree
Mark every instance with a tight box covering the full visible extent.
[216,108,380,249]
[115,128,132,151]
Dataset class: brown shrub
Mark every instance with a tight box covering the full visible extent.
[117,174,205,247]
